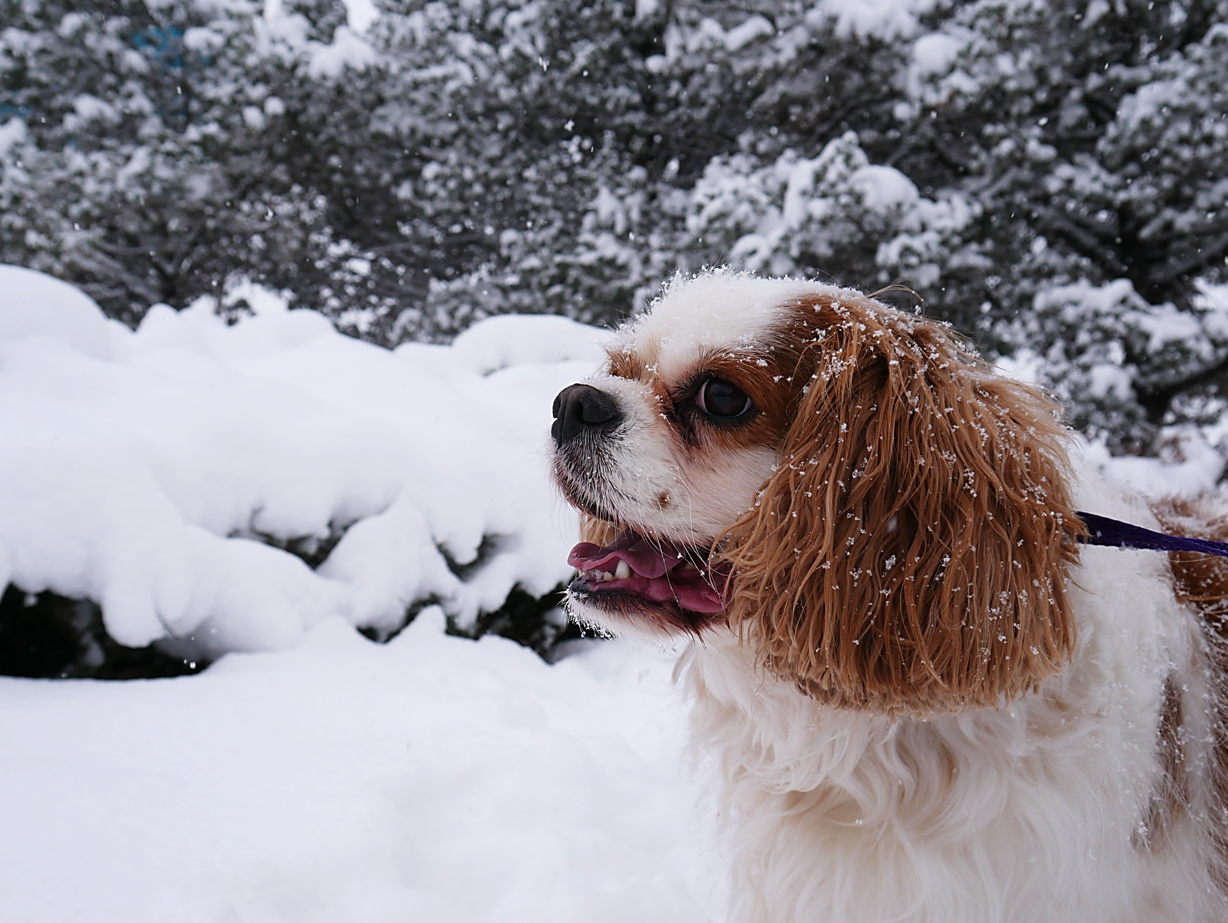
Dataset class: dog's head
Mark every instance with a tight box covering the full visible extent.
[552,271,1082,715]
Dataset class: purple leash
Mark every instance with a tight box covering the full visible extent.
[1078,511,1228,557]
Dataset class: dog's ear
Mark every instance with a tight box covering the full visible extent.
[719,294,1082,716]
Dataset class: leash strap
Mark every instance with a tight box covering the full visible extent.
[1078,511,1228,558]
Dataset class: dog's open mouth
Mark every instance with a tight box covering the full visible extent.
[567,530,731,615]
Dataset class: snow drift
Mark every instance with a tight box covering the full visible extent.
[0,265,604,656]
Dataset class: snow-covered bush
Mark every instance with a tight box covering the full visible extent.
[0,265,603,673]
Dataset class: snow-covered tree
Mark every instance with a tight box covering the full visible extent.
[4,0,1228,453]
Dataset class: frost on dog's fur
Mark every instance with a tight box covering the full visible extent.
[551,270,1228,923]
[718,291,1081,716]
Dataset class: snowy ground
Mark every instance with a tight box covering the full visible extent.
[0,613,721,922]
[2,265,1223,921]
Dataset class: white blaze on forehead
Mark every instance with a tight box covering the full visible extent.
[616,272,821,380]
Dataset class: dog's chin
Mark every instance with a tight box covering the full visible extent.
[563,526,730,639]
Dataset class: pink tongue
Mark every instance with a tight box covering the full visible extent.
[568,532,682,578]
[567,532,729,614]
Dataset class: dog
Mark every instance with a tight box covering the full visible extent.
[549,270,1228,922]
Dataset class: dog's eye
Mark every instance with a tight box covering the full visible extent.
[696,378,753,418]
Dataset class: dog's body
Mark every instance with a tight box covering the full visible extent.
[683,478,1223,923]
[550,272,1228,922]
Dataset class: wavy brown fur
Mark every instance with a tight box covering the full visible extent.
[1149,497,1228,887]
[718,292,1084,716]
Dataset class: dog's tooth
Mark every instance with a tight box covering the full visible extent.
[615,560,631,580]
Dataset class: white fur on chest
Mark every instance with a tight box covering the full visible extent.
[682,478,1220,923]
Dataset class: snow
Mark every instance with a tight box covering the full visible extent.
[1081,428,1228,499]
[809,0,942,40]
[243,104,267,129]
[342,0,380,34]
[0,265,125,359]
[1129,300,1206,353]
[0,266,605,654]
[1034,277,1227,367]
[0,611,719,922]
[256,1,379,73]
[184,25,227,52]
[1087,361,1134,401]
[723,15,775,52]
[5,262,1223,641]
[69,93,119,124]
[116,146,152,189]
[0,117,27,158]
[450,312,610,375]
[681,15,774,54]
[1082,0,1111,27]
[1196,278,1228,337]
[911,31,962,75]
[309,26,379,79]
[998,342,1228,501]
[848,164,921,212]
[906,30,968,102]
[635,0,661,19]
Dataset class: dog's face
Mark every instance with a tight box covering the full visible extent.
[551,273,813,634]
[552,271,1083,715]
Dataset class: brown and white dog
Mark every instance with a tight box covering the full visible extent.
[550,270,1228,923]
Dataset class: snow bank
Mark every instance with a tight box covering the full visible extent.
[0,612,720,922]
[0,264,124,359]
[0,266,608,655]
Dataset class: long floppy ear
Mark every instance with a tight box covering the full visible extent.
[719,293,1083,716]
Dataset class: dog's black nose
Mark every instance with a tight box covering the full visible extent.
[552,383,622,447]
